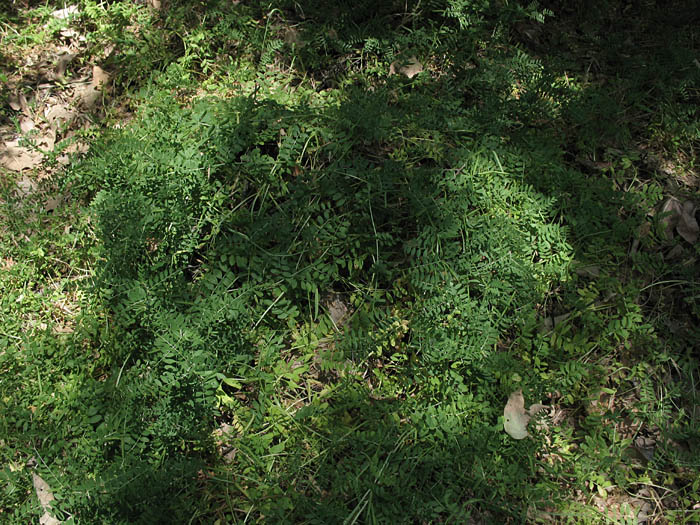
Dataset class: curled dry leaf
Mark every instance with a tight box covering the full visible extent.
[9,93,22,111]
[659,197,683,240]
[8,92,30,113]
[284,28,305,48]
[1,140,44,171]
[32,472,61,525]
[677,200,698,244]
[389,56,423,79]
[504,390,546,440]
[16,175,38,195]
[20,116,36,134]
[51,5,78,19]
[45,103,77,128]
[78,86,101,108]
[658,197,699,244]
[55,53,75,80]
[91,65,110,89]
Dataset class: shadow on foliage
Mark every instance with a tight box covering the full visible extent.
[34,0,700,522]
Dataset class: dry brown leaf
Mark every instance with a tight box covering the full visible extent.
[284,28,305,48]
[148,0,162,9]
[91,65,110,89]
[32,472,61,525]
[504,390,530,439]
[658,197,682,240]
[18,92,30,115]
[677,201,698,244]
[51,5,78,19]
[16,175,38,195]
[76,84,101,108]
[20,116,36,134]
[45,104,77,128]
[55,53,75,79]
[9,93,22,111]
[504,390,546,439]
[1,140,44,171]
[389,56,423,79]
[44,196,62,212]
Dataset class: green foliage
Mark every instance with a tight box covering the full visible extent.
[1,0,699,522]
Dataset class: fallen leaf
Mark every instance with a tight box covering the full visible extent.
[91,65,110,89]
[389,56,423,79]
[55,53,75,79]
[658,197,683,240]
[20,93,30,115]
[45,104,77,128]
[504,390,545,440]
[52,324,74,334]
[504,390,530,439]
[32,472,61,525]
[16,175,38,195]
[51,5,78,19]
[148,0,162,9]
[284,28,305,48]
[44,196,62,212]
[9,93,22,111]
[677,201,698,244]
[1,140,44,171]
[658,197,699,244]
[20,116,36,134]
[77,85,101,108]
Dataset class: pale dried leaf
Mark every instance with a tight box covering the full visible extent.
[148,0,162,9]
[32,473,61,525]
[659,197,682,240]
[19,92,30,115]
[20,116,36,134]
[528,403,547,416]
[504,390,530,439]
[1,140,44,171]
[575,264,600,278]
[677,201,698,244]
[16,175,38,195]
[91,65,110,89]
[284,28,305,48]
[76,85,101,108]
[59,28,82,41]
[44,196,62,212]
[52,324,74,334]
[9,93,21,111]
[55,53,75,79]
[51,5,78,19]
[45,104,77,128]
[389,56,423,79]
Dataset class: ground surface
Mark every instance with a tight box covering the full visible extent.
[1,1,699,523]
